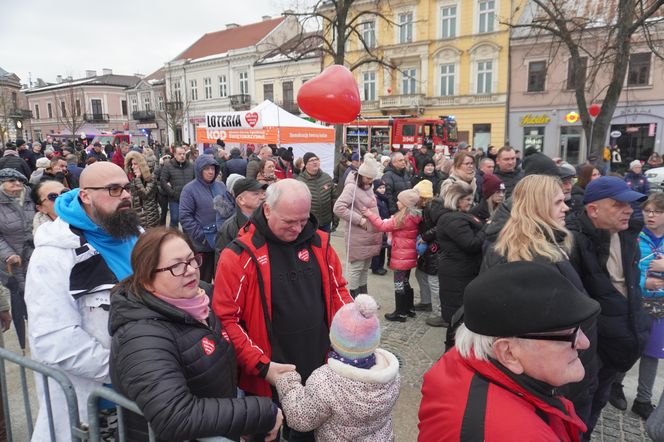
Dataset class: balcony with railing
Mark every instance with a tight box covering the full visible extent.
[426,93,507,107]
[84,113,110,123]
[132,110,156,121]
[229,94,251,111]
[361,100,379,112]
[379,94,425,110]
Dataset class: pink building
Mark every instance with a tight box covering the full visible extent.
[24,69,140,142]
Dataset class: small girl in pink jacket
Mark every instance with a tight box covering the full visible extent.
[362,188,422,322]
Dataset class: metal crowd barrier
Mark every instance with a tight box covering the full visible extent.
[87,387,156,442]
[0,345,155,441]
[0,346,84,441]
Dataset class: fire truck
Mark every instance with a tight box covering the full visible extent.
[344,115,458,154]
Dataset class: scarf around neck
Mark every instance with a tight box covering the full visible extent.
[153,289,210,322]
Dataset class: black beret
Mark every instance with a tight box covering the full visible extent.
[464,261,600,337]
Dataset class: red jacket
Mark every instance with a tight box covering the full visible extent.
[418,348,586,442]
[274,159,293,180]
[212,222,352,397]
[366,212,421,270]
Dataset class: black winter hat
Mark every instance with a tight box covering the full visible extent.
[303,152,319,165]
[523,152,567,178]
[15,139,26,148]
[464,261,600,337]
[279,147,294,162]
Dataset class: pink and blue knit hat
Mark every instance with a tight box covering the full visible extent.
[329,294,381,360]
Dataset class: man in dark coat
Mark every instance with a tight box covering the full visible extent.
[16,139,36,173]
[569,176,651,438]
[413,143,434,175]
[381,152,412,214]
[493,146,523,199]
[297,153,334,232]
[160,146,195,228]
[215,178,267,255]
[222,148,248,181]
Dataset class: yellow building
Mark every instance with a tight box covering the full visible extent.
[327,0,523,148]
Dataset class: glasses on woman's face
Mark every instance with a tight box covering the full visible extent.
[517,325,581,349]
[153,253,203,277]
[41,189,70,204]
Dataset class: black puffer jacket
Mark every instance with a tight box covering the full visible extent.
[109,285,276,442]
[417,199,445,275]
[569,213,652,372]
[436,208,485,322]
[0,153,31,179]
[160,159,195,202]
[381,164,412,214]
[493,169,523,199]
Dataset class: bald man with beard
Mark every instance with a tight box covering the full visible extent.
[25,162,142,441]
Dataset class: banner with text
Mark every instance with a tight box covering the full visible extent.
[205,111,263,129]
[196,126,334,144]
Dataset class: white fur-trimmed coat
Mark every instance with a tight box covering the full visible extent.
[276,348,400,441]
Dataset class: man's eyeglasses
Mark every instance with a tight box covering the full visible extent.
[40,189,70,204]
[153,254,203,277]
[517,325,581,349]
[84,183,131,197]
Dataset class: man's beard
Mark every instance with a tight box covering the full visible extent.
[93,201,141,239]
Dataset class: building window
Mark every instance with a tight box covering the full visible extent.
[142,92,152,111]
[173,81,182,102]
[527,61,547,92]
[402,68,417,94]
[440,64,455,96]
[121,99,127,116]
[218,75,227,97]
[473,123,491,148]
[478,0,495,33]
[282,81,294,104]
[34,104,40,120]
[476,60,493,94]
[47,103,53,119]
[11,92,17,107]
[60,101,67,117]
[441,5,457,39]
[76,99,82,116]
[239,72,249,95]
[398,12,413,43]
[363,71,376,100]
[566,57,587,90]
[131,97,138,112]
[362,21,376,48]
[204,77,212,99]
[91,99,103,116]
[628,53,651,86]
[190,79,198,101]
[158,95,164,111]
[263,84,274,101]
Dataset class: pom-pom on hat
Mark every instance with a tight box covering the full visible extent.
[279,147,294,162]
[329,294,381,360]
[358,153,380,179]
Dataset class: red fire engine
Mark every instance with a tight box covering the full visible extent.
[344,115,458,154]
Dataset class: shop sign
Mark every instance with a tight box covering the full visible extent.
[610,130,622,138]
[137,123,158,129]
[565,112,580,124]
[520,113,551,126]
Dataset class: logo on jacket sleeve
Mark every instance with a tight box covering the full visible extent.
[298,249,310,262]
[201,337,216,355]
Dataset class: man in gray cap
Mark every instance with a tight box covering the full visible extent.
[215,178,267,254]
[418,261,600,441]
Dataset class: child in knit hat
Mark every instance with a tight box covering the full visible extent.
[362,188,423,322]
[276,295,400,441]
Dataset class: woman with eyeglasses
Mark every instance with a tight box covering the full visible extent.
[0,168,35,304]
[31,180,68,234]
[110,227,282,441]
[481,174,597,426]
[439,151,478,203]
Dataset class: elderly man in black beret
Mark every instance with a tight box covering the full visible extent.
[418,261,600,441]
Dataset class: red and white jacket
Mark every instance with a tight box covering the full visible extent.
[212,221,351,397]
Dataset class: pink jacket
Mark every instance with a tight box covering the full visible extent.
[366,211,421,270]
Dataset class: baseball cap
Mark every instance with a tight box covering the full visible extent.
[233,178,268,197]
[583,176,647,204]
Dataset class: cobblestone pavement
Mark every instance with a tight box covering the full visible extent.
[330,229,663,441]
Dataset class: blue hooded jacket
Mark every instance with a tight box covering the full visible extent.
[179,155,235,252]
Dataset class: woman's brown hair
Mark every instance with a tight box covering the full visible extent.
[116,227,194,297]
[453,151,475,169]
[577,164,597,190]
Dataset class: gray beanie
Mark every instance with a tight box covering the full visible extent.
[0,168,28,184]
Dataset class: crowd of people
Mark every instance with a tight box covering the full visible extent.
[0,135,663,441]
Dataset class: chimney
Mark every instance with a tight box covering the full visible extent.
[225,23,240,29]
[85,70,96,78]
[102,68,112,76]
[66,76,73,81]
[56,75,63,83]
[262,15,271,21]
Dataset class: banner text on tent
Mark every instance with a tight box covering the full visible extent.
[197,126,334,144]
[206,111,262,129]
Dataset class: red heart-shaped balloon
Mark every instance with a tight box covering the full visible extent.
[588,103,601,118]
[297,65,361,124]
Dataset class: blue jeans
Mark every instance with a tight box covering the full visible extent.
[169,202,180,227]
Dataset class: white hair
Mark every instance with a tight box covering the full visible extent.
[455,324,497,361]
[265,178,311,210]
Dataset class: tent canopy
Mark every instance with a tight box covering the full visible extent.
[196,100,335,175]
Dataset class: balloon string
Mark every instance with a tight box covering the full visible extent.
[344,173,359,272]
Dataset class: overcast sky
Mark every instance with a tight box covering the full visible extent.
[0,0,300,86]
